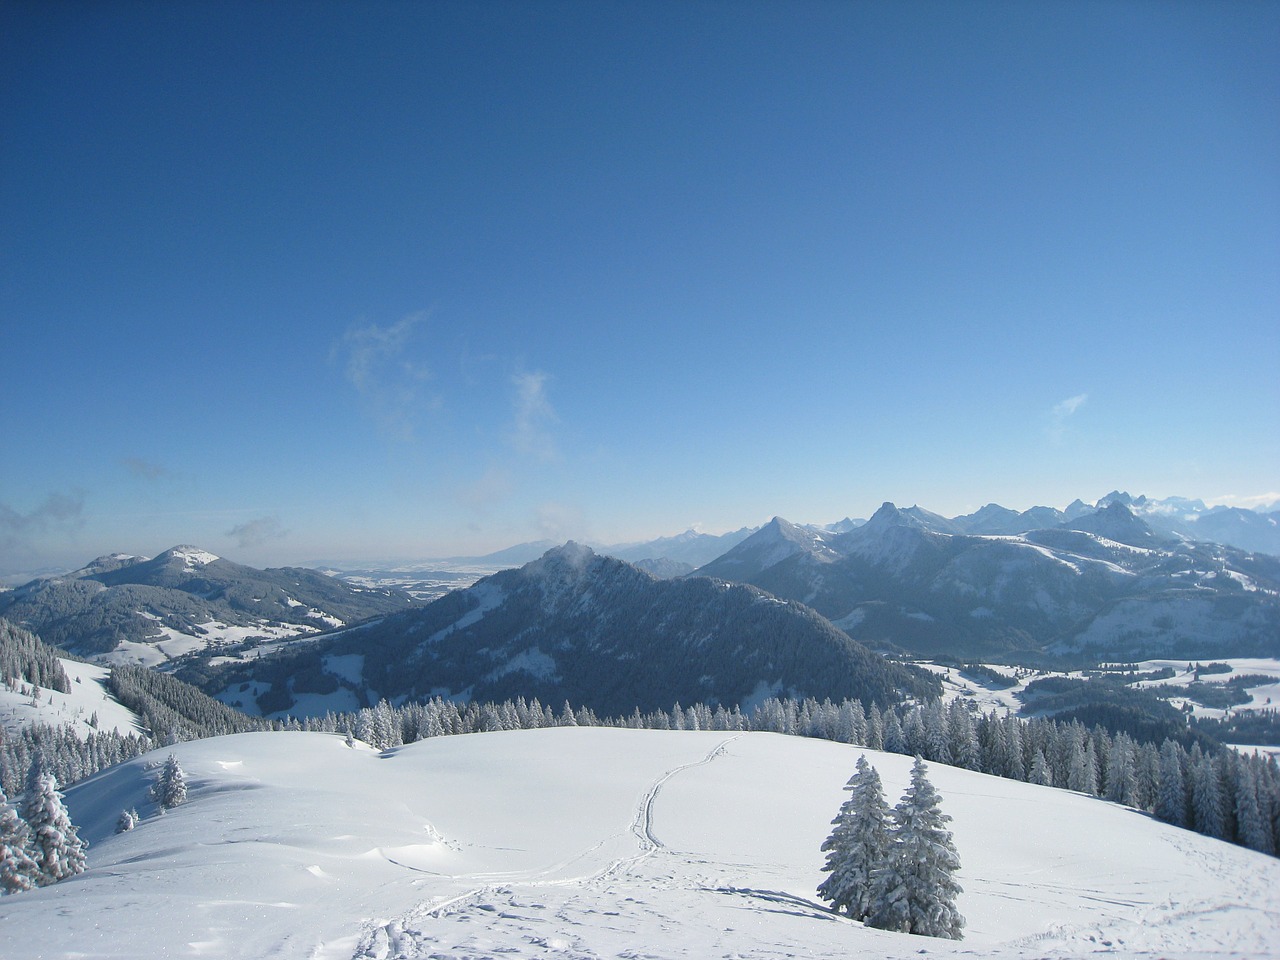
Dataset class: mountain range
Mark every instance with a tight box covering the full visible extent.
[203,542,939,718]
[354,492,1279,574]
[694,501,1280,661]
[0,546,414,665]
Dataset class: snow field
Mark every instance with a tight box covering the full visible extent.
[0,727,1277,959]
[0,658,144,738]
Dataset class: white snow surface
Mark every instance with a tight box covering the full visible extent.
[2,728,1277,959]
[0,658,144,738]
[170,546,221,567]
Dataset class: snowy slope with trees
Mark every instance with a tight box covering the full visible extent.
[1,727,1277,959]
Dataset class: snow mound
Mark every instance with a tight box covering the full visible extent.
[0,728,1276,959]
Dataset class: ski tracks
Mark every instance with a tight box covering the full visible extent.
[352,734,742,959]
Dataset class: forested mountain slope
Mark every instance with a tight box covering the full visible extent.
[203,543,939,717]
[0,546,416,664]
[694,503,1280,661]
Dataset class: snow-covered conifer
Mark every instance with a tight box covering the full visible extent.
[817,755,891,920]
[115,808,139,834]
[1234,760,1274,855]
[1029,749,1052,787]
[1192,754,1227,840]
[882,709,906,754]
[0,786,38,894]
[151,754,187,809]
[20,766,86,885]
[867,756,964,940]
[1156,740,1189,827]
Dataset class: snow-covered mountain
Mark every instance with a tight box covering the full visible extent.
[2,727,1276,959]
[693,503,1280,661]
[0,546,416,667]
[205,543,939,718]
[602,524,758,568]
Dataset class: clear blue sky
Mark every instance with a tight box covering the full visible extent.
[2,0,1277,574]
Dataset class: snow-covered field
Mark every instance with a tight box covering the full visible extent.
[913,661,1077,714]
[2,727,1277,959]
[101,619,324,669]
[915,658,1280,722]
[1131,658,1280,719]
[0,658,144,737]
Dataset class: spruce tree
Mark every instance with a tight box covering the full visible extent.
[151,754,187,810]
[20,766,86,885]
[817,755,891,920]
[867,757,964,940]
[0,785,38,894]
[1156,740,1189,827]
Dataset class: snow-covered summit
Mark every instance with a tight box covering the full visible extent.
[158,545,222,568]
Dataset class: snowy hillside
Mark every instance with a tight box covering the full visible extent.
[2,728,1277,959]
[207,543,938,717]
[0,546,416,665]
[0,657,144,738]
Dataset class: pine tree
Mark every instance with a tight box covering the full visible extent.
[1156,740,1189,827]
[1192,754,1228,840]
[1029,749,1052,787]
[151,754,187,810]
[867,757,965,940]
[115,808,139,834]
[817,755,892,920]
[19,765,86,885]
[0,785,38,894]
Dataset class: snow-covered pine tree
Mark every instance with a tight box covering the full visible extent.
[19,765,86,885]
[1156,739,1189,827]
[1029,749,1052,787]
[866,756,964,940]
[115,808,139,834]
[0,785,39,894]
[817,754,892,920]
[151,754,187,810]
[1192,754,1228,840]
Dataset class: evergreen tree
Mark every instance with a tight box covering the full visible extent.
[151,754,188,810]
[1156,740,1189,827]
[867,757,964,940]
[19,765,86,885]
[115,808,139,834]
[1234,759,1274,855]
[817,755,892,920]
[1029,749,1052,787]
[1192,754,1228,840]
[0,785,38,894]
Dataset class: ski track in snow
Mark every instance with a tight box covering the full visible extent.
[352,736,742,959]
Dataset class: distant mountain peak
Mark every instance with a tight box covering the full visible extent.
[542,540,595,566]
[159,545,222,568]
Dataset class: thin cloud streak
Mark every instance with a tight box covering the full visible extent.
[334,313,436,441]
[226,516,289,549]
[508,370,558,461]
[1052,393,1088,418]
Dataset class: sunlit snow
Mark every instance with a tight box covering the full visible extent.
[3,728,1274,959]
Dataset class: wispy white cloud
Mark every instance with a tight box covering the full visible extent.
[507,370,558,461]
[1052,393,1088,418]
[1047,392,1089,444]
[334,313,437,440]
[225,515,289,549]
[0,490,86,550]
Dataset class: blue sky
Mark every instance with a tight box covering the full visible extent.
[2,0,1277,574]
